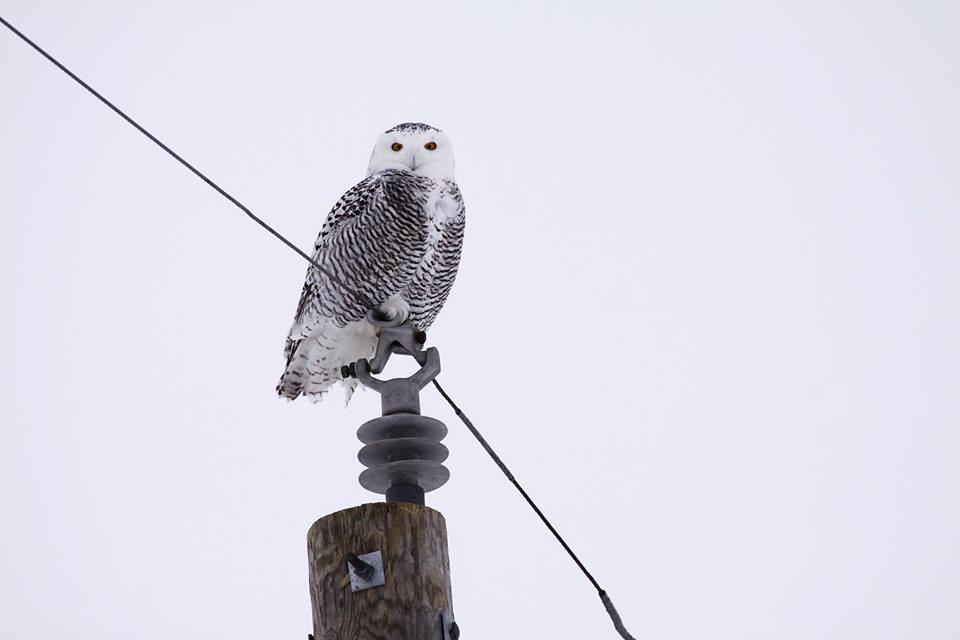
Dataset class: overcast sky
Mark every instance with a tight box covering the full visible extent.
[2,2,958,639]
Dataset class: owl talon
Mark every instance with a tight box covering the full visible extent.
[372,294,410,327]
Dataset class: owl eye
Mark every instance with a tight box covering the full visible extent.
[424,141,437,151]
[391,142,403,152]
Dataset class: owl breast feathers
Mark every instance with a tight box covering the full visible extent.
[277,168,465,403]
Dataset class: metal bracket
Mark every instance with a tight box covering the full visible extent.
[354,347,441,394]
[346,550,385,592]
[353,323,441,416]
[440,609,460,640]
[364,316,427,373]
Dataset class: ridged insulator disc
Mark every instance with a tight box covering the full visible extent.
[358,437,449,467]
[357,414,447,444]
[359,460,450,494]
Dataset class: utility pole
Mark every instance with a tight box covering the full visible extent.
[306,322,459,640]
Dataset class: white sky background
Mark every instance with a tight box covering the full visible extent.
[2,1,958,638]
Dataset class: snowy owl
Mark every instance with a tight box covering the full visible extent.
[277,123,465,403]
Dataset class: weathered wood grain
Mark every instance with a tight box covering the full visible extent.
[307,502,454,640]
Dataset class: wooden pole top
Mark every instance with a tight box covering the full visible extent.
[307,502,455,640]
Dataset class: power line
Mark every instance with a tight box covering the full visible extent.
[433,379,636,639]
[1,14,636,639]
[0,14,373,312]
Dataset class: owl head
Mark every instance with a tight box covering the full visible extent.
[368,123,455,180]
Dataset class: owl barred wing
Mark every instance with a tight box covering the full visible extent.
[284,176,376,354]
[284,170,432,355]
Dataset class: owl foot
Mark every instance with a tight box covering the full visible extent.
[370,293,410,326]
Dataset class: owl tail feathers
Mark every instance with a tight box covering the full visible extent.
[275,360,338,403]
[276,320,377,405]
[275,370,357,405]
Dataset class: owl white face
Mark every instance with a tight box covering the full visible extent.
[367,123,455,180]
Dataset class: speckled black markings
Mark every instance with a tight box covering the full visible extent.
[385,122,440,134]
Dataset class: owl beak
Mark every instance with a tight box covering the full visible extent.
[407,152,419,171]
